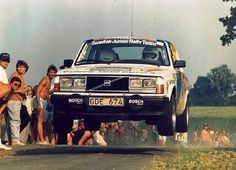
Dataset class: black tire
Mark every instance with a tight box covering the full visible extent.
[145,116,158,125]
[84,117,101,131]
[157,95,176,136]
[53,112,73,144]
[176,100,189,133]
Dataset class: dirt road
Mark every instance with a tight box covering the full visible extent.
[0,145,174,170]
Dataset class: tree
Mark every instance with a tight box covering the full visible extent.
[190,64,236,106]
[189,76,213,105]
[219,0,236,46]
[207,64,236,105]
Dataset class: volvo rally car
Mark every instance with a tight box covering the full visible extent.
[51,37,189,138]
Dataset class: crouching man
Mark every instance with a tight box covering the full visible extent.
[0,77,22,150]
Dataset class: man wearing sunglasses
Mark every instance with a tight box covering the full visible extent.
[0,76,21,150]
[0,53,10,85]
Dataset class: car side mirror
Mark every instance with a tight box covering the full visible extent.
[60,59,73,69]
[173,60,186,68]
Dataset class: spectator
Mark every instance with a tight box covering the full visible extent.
[0,52,11,150]
[0,77,22,150]
[105,122,119,145]
[158,135,167,146]
[31,85,38,142]
[93,123,107,146]
[193,126,200,144]
[216,130,232,147]
[7,60,30,146]
[20,86,33,144]
[140,127,149,144]
[151,125,158,144]
[0,53,10,84]
[67,119,93,145]
[175,132,188,148]
[25,86,33,116]
[34,65,57,145]
[200,123,213,145]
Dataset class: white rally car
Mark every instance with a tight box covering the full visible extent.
[51,37,189,141]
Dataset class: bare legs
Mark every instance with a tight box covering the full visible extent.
[37,108,45,143]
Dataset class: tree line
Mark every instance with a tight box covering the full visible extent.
[189,64,236,106]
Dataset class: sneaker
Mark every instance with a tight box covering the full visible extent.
[12,141,25,146]
[0,144,12,151]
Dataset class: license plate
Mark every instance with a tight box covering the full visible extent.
[89,97,124,107]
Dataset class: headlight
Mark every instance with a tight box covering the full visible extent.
[74,78,86,88]
[143,79,156,88]
[60,78,73,88]
[130,78,156,88]
[130,79,142,88]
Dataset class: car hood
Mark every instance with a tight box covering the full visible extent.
[57,64,171,76]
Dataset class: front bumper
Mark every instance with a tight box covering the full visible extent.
[51,92,169,117]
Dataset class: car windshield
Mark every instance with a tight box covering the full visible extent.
[75,40,170,66]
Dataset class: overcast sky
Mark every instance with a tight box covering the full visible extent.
[0,0,235,86]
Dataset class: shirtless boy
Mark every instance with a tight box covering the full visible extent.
[35,65,57,144]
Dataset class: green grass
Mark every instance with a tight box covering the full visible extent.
[143,150,236,170]
[190,106,236,118]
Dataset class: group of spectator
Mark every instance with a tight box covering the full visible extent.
[0,52,57,150]
[193,123,234,147]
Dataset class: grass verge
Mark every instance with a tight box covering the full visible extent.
[143,150,236,170]
[190,106,236,118]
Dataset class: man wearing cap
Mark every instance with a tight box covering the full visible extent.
[0,52,11,150]
[0,53,10,84]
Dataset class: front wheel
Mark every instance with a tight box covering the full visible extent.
[53,112,73,144]
[84,117,101,131]
[157,95,176,136]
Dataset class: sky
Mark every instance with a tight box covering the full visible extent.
[0,0,235,86]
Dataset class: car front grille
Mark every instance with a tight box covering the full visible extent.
[86,76,129,92]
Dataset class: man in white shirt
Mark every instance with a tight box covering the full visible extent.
[0,53,10,84]
[0,52,11,150]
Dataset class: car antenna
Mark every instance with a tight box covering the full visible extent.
[130,0,134,37]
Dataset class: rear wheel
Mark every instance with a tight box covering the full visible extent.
[176,100,189,132]
[145,116,158,125]
[157,95,176,136]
